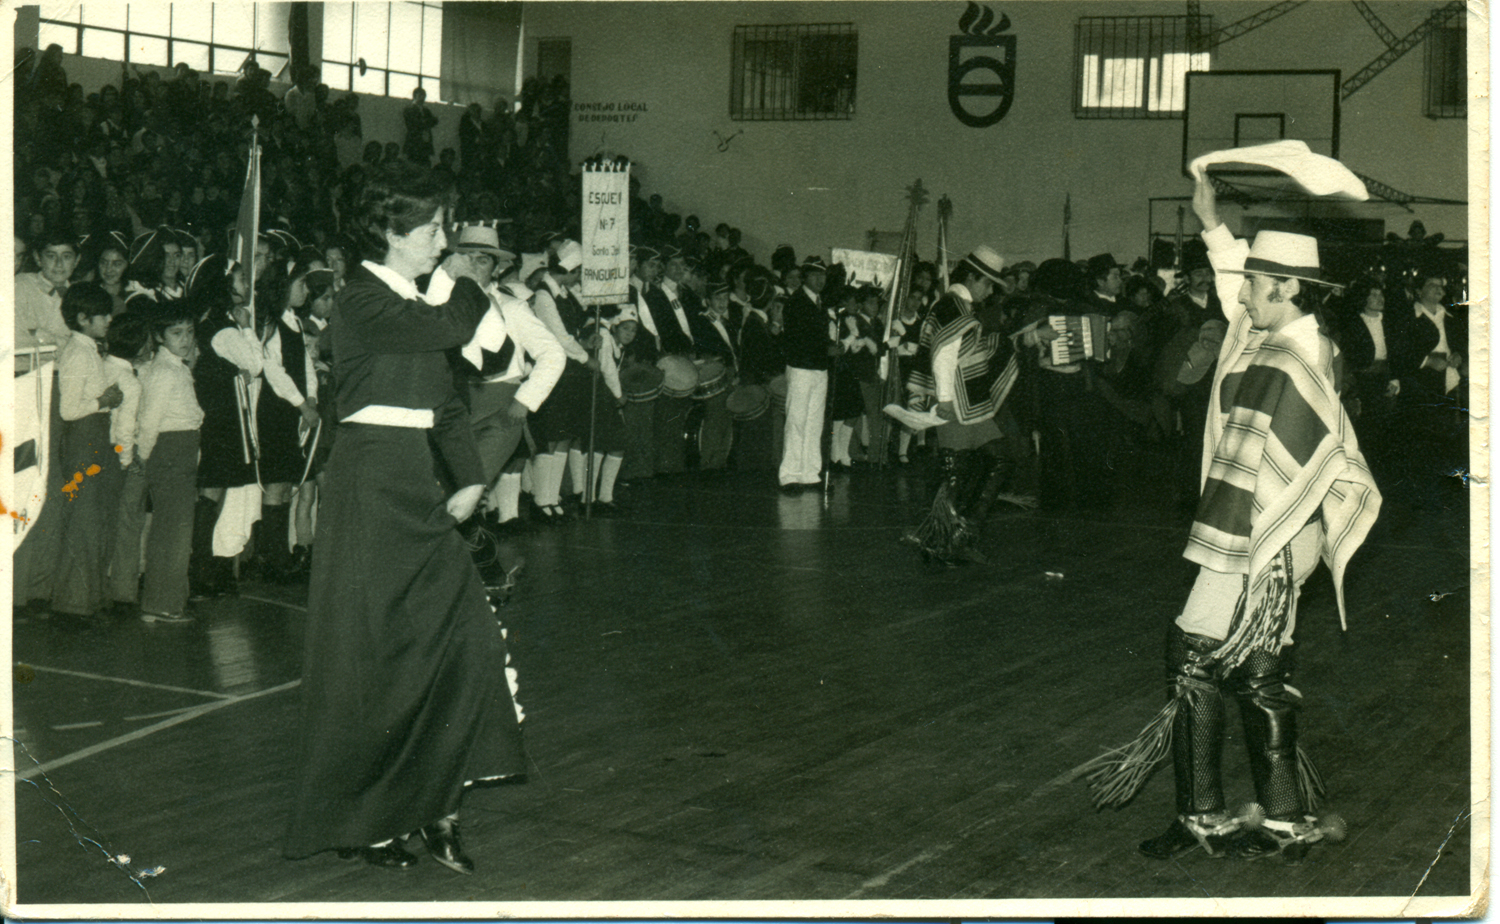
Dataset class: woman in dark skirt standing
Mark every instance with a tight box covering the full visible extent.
[284,165,527,873]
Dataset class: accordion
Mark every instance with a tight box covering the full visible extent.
[1045,314,1111,366]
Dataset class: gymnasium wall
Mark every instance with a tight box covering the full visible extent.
[518,1,1471,266]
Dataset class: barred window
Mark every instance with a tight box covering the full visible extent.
[731,23,857,121]
[1423,23,1465,118]
[1074,16,1211,119]
[322,1,443,100]
[39,2,289,77]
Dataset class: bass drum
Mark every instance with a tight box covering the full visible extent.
[725,383,770,421]
[692,358,730,400]
[657,354,699,398]
[767,373,789,412]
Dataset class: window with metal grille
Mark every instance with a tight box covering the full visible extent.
[1423,23,1465,118]
[322,1,443,101]
[1074,16,1212,119]
[730,24,857,121]
[39,2,290,78]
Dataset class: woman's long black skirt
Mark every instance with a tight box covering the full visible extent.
[283,423,527,858]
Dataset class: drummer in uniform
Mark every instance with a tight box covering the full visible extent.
[690,281,739,471]
[619,247,663,480]
[644,245,698,474]
[731,269,785,471]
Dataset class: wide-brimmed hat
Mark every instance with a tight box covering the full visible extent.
[1086,253,1123,279]
[959,245,1006,284]
[452,224,517,262]
[1237,230,1326,285]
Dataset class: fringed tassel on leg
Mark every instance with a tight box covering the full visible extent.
[1296,745,1326,812]
[904,480,968,559]
[1077,696,1181,809]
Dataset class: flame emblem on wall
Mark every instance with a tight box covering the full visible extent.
[949,2,1016,128]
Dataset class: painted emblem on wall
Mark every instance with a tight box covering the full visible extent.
[949,2,1015,128]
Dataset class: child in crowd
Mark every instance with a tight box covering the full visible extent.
[49,283,126,618]
[136,302,205,622]
[104,311,154,615]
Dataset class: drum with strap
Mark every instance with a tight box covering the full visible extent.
[768,373,789,412]
[692,358,730,401]
[657,354,699,398]
[726,383,770,421]
[621,362,664,403]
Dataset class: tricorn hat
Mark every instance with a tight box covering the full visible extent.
[800,255,829,274]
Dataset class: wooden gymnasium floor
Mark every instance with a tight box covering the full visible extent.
[9,446,1475,909]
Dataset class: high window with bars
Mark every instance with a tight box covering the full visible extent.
[38,3,290,78]
[1423,22,1465,118]
[730,23,857,121]
[322,1,443,101]
[1074,16,1211,119]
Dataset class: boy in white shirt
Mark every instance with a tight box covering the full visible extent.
[136,303,206,622]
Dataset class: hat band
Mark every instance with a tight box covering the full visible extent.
[1244,256,1320,280]
[961,256,1004,282]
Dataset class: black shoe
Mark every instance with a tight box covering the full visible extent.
[779,483,803,495]
[286,545,312,580]
[338,842,420,869]
[418,822,474,875]
[1228,826,1283,860]
[1139,817,1233,860]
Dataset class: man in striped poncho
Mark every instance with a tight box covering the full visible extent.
[1085,174,1381,864]
[902,246,1026,564]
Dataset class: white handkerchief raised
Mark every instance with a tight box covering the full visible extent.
[883,403,947,432]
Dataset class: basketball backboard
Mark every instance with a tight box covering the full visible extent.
[1182,70,1340,178]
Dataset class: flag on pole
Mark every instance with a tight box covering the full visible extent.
[936,196,952,290]
[1062,193,1072,263]
[233,118,263,331]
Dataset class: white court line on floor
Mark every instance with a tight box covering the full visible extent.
[237,593,308,612]
[23,665,233,700]
[123,705,202,722]
[14,679,301,781]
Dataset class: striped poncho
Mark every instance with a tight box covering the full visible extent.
[1187,227,1382,667]
[906,285,1018,425]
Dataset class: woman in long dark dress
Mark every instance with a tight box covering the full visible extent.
[284,166,527,873]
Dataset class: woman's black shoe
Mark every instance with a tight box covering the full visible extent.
[419,821,474,875]
[337,842,419,869]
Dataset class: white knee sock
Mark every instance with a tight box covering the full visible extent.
[534,453,566,507]
[496,472,522,522]
[520,458,535,495]
[567,448,587,497]
[832,420,853,464]
[599,454,623,503]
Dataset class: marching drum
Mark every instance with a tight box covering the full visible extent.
[656,354,699,398]
[768,373,789,412]
[692,358,730,401]
[726,383,770,421]
[621,363,664,403]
